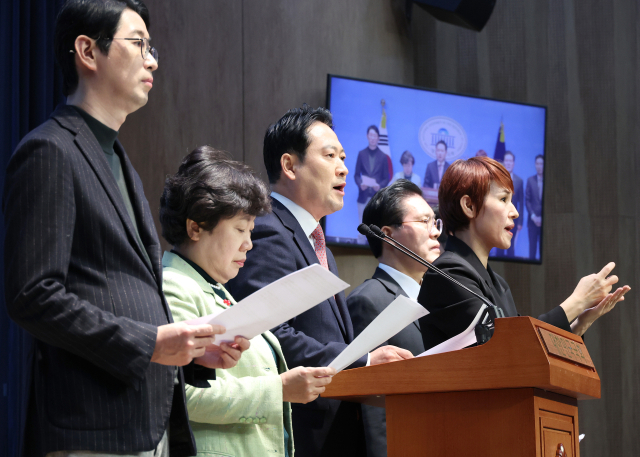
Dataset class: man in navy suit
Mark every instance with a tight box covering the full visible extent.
[525,154,545,259]
[496,151,524,257]
[347,180,442,457]
[4,1,247,456]
[422,140,450,189]
[226,105,412,457]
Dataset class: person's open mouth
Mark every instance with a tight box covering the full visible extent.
[333,183,346,195]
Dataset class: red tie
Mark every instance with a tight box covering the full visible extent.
[310,224,329,270]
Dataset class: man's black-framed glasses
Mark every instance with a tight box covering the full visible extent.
[111,37,158,62]
[394,217,443,234]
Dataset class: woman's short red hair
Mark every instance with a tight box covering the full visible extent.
[438,156,514,234]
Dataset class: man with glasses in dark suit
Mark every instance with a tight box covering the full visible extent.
[347,180,442,457]
[3,1,248,456]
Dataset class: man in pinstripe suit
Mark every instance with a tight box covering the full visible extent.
[3,1,248,456]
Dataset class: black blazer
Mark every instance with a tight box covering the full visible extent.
[347,267,425,457]
[226,197,367,457]
[354,147,391,203]
[423,160,450,188]
[418,236,570,350]
[3,105,197,456]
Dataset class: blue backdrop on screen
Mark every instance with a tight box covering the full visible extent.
[325,75,547,263]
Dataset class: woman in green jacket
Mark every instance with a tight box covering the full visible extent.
[159,146,336,457]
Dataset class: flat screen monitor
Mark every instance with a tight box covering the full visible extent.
[324,74,547,264]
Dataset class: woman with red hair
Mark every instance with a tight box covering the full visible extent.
[418,157,630,350]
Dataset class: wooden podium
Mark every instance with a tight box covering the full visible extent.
[322,317,599,457]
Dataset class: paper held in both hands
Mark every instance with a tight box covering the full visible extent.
[185,264,349,344]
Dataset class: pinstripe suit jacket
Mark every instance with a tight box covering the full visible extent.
[3,105,197,456]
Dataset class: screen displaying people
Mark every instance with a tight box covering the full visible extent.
[326,75,548,262]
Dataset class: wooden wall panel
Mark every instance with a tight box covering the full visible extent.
[241,0,414,179]
[118,0,243,249]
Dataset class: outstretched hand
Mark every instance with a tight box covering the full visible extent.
[562,262,621,322]
[194,336,251,369]
[571,286,631,336]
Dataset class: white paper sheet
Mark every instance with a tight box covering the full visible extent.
[361,175,378,187]
[185,264,349,344]
[416,304,488,358]
[328,296,429,373]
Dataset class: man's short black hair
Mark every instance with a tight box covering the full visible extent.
[435,140,448,150]
[263,104,333,184]
[367,125,379,135]
[535,154,544,161]
[362,179,423,258]
[504,151,515,160]
[160,146,271,246]
[55,0,150,96]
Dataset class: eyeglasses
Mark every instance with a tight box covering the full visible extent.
[394,217,443,234]
[110,37,158,62]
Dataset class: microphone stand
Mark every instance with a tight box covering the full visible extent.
[358,223,504,345]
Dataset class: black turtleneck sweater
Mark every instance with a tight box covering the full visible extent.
[71,105,151,268]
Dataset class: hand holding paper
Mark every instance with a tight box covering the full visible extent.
[328,295,428,373]
[281,366,337,404]
[195,335,251,369]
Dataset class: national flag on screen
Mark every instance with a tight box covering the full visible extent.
[378,100,393,177]
[494,121,506,162]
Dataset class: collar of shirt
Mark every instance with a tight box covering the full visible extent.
[271,192,319,248]
[377,263,421,300]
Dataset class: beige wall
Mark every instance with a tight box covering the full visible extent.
[120,1,640,454]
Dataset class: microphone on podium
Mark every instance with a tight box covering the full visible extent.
[357,223,504,344]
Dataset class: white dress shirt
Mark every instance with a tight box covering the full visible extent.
[378,263,420,300]
[271,192,318,248]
